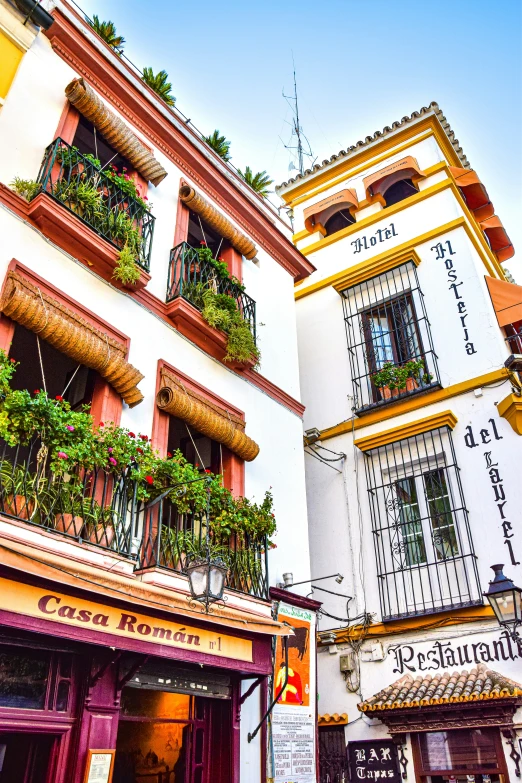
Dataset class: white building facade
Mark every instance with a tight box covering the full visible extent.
[0,2,316,781]
[277,104,522,782]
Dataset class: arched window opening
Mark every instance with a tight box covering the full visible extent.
[383,178,418,207]
[324,209,355,237]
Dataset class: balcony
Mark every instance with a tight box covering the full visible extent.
[28,138,155,288]
[0,439,269,601]
[166,242,258,369]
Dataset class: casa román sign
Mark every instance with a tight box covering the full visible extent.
[0,577,253,662]
[351,223,398,254]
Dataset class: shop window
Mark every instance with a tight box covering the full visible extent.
[382,178,418,207]
[324,208,355,237]
[415,728,506,781]
[0,646,74,713]
[341,262,440,413]
[363,425,482,620]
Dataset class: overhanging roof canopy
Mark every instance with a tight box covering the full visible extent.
[480,216,515,263]
[65,78,168,187]
[303,189,358,233]
[449,165,494,221]
[0,271,144,406]
[363,155,425,198]
[485,276,522,327]
[358,665,522,714]
[179,185,257,260]
[156,368,259,461]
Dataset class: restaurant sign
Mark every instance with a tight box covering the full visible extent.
[0,577,252,662]
[347,741,401,781]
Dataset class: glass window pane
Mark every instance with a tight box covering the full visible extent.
[120,687,191,720]
[424,469,459,559]
[368,313,394,369]
[0,648,50,709]
[114,720,191,782]
[55,680,70,712]
[392,298,421,364]
[393,478,426,566]
[419,729,500,772]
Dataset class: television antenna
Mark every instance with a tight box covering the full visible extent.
[282,60,316,176]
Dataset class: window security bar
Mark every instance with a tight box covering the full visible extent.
[363,426,482,620]
[340,262,440,414]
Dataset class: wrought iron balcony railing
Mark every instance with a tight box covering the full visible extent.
[36,138,155,271]
[0,439,137,555]
[167,242,257,342]
[0,438,269,600]
[140,497,269,600]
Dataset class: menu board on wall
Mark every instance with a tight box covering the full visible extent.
[273,602,317,783]
[83,750,115,783]
[348,740,400,782]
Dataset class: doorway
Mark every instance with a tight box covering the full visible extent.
[0,733,56,783]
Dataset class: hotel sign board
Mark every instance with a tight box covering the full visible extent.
[0,576,253,662]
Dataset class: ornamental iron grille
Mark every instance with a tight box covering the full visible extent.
[340,263,440,413]
[319,726,349,783]
[363,426,482,620]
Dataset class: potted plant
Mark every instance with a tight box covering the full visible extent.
[47,478,88,537]
[0,461,37,521]
[372,359,426,400]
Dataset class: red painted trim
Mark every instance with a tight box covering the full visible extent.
[4,260,131,350]
[152,360,246,496]
[173,179,190,247]
[0,314,16,352]
[44,6,315,283]
[55,100,80,144]
[0,192,305,417]
[269,588,322,612]
[90,375,122,427]
[26,193,150,291]
[221,246,242,282]
[165,297,257,371]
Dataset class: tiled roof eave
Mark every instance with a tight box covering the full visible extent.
[276,102,470,193]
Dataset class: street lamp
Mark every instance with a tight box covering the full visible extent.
[484,564,522,643]
[146,475,227,613]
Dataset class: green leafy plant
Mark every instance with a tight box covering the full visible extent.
[9,178,41,202]
[54,179,105,223]
[201,290,260,366]
[113,244,141,285]
[142,67,176,106]
[372,359,426,392]
[203,130,231,162]
[237,166,274,198]
[88,15,125,52]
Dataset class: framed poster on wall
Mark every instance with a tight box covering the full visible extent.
[83,750,115,783]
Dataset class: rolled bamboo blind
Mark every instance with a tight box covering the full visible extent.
[179,185,257,260]
[1,272,144,407]
[156,369,259,461]
[65,78,168,187]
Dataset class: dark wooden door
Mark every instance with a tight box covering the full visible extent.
[0,733,55,783]
[319,726,349,783]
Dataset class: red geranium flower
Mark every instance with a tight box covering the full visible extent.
[136,447,143,455]
[55,395,64,402]
[145,475,154,485]
[10,358,15,363]
[140,434,148,442]
[33,389,40,395]
[128,432,136,438]
[200,241,207,246]
[99,422,104,427]
[167,452,172,458]
[205,469,212,474]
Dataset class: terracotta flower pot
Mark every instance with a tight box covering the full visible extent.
[88,523,115,548]
[54,513,84,537]
[4,494,35,520]
[381,376,419,400]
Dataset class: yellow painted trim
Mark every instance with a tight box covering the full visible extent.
[334,248,421,291]
[318,605,495,643]
[317,369,509,441]
[280,116,462,205]
[497,392,522,435]
[295,207,504,300]
[354,410,457,452]
[295,216,461,299]
[301,179,454,257]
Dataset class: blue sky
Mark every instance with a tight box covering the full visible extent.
[80,0,522,275]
